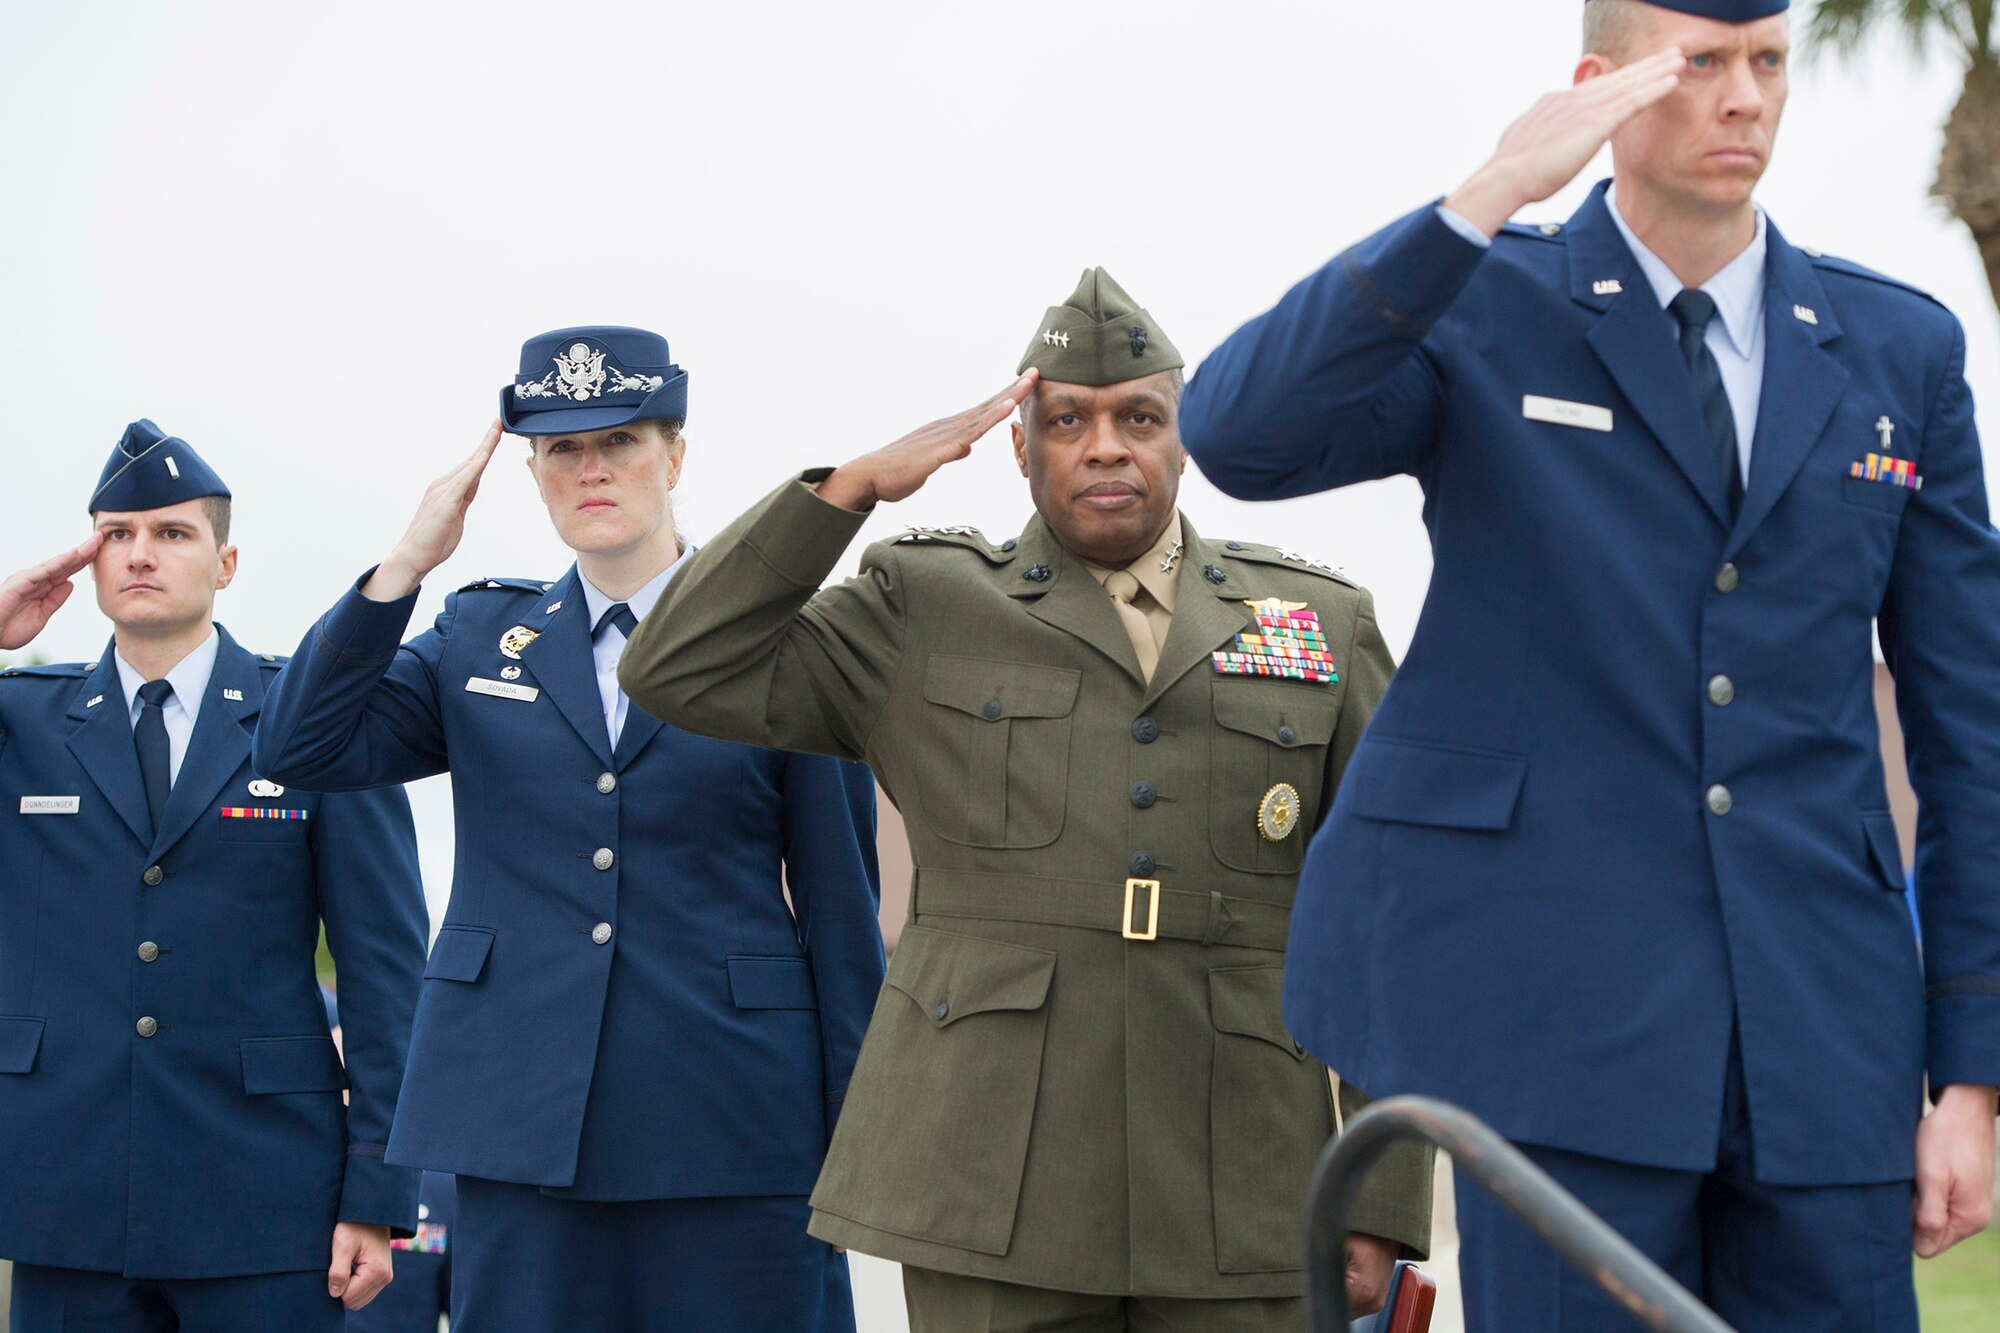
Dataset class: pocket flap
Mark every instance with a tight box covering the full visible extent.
[1861,812,1908,892]
[1209,967,1306,1059]
[0,1016,45,1074]
[886,925,1056,1027]
[1346,737,1528,831]
[924,655,1080,721]
[727,955,819,1010]
[424,926,495,983]
[240,1035,348,1094]
[1212,690,1339,747]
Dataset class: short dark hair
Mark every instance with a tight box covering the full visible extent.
[201,495,232,546]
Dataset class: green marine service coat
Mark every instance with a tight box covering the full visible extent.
[619,476,1432,1298]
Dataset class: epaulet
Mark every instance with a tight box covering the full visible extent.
[1801,249,1944,308]
[0,661,91,680]
[890,526,1018,564]
[253,653,290,671]
[455,576,556,595]
[1219,541,1360,589]
[1499,220,1567,245]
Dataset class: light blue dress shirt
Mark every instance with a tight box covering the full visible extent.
[1438,193,1769,484]
[581,546,691,748]
[114,627,220,785]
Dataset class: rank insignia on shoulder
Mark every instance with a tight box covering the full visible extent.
[499,625,541,659]
[1213,603,1338,684]
[1277,548,1344,577]
[897,525,979,543]
[1257,783,1302,842]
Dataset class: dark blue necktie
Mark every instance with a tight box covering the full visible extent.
[1669,289,1744,518]
[134,679,174,833]
[593,603,637,642]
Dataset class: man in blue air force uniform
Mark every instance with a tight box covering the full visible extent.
[252,327,885,1332]
[1181,1,2000,1327]
[0,422,426,1331]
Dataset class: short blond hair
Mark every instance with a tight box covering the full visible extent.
[1583,0,1650,60]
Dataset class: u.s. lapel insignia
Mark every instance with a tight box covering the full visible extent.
[500,665,522,681]
[1592,279,1623,296]
[544,601,563,615]
[248,779,285,799]
[1793,304,1819,326]
[222,688,245,702]
[499,625,541,660]
[86,694,104,708]
[1257,783,1302,842]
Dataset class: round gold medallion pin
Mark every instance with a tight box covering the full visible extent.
[1257,782,1301,843]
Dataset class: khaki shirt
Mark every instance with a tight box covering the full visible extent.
[620,478,1432,1298]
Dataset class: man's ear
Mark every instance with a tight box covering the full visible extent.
[1575,53,1615,86]
[1179,446,1189,475]
[1011,422,1029,478]
[215,545,239,592]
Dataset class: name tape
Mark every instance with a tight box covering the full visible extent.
[466,677,541,703]
[20,796,81,815]
[1523,394,1614,433]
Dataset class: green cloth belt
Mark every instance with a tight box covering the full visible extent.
[912,869,1293,951]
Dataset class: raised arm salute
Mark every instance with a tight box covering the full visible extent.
[253,327,884,1333]
[1182,2,2000,1329]
[0,423,427,1329]
[622,271,1435,1330]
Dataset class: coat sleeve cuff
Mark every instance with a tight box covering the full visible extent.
[742,477,873,587]
[1338,199,1492,344]
[1346,1137,1438,1261]
[314,571,422,666]
[339,1151,422,1238]
[1928,984,2000,1089]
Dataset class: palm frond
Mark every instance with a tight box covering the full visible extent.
[1804,0,1983,62]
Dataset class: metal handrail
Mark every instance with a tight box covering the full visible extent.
[1307,1095,1736,1332]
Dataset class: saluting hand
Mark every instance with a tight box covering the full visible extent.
[815,371,1038,512]
[0,533,103,651]
[1443,48,1685,238]
[363,421,505,602]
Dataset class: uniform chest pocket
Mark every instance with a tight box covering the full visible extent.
[917,656,1080,849]
[1208,686,1339,874]
[1842,474,1916,515]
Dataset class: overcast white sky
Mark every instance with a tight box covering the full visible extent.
[4,6,1989,1324]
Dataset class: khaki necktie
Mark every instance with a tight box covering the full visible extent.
[1104,570,1159,682]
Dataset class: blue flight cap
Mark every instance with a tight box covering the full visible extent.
[500,325,688,437]
[89,420,231,515]
[1587,0,1788,18]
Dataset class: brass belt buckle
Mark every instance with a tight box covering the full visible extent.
[1123,878,1161,941]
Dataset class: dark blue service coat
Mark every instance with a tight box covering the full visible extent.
[252,568,885,1199]
[0,627,425,1277]
[1181,183,2000,1185]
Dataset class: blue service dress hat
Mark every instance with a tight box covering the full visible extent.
[89,419,231,514]
[500,325,688,437]
[1586,0,1788,18]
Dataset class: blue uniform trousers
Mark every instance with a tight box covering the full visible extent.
[451,1179,852,1332]
[8,1265,341,1333]
[1455,1037,1918,1332]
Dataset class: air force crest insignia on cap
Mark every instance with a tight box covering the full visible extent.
[500,325,688,437]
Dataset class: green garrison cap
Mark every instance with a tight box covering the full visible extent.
[1017,267,1184,387]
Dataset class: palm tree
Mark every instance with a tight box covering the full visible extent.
[1806,1,2000,312]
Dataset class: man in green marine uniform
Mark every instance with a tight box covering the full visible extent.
[619,271,1432,1330]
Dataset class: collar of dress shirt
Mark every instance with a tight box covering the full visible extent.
[114,626,220,725]
[1606,184,1767,363]
[578,542,693,633]
[1083,513,1185,612]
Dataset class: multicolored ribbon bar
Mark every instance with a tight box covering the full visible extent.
[1213,607,1339,684]
[1850,453,1922,489]
[219,807,310,820]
